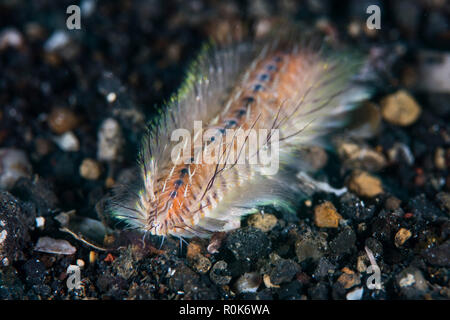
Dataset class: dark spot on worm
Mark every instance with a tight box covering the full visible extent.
[253,84,263,92]
[236,109,247,117]
[259,74,269,81]
[244,96,255,104]
[267,64,277,71]
[170,191,177,198]
[180,168,188,177]
[274,56,282,62]
[225,119,237,128]
[218,128,226,135]
[174,179,183,187]
[210,136,215,142]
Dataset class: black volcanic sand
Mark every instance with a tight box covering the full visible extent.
[0,0,449,300]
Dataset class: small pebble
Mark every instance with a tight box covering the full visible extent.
[337,141,387,172]
[387,143,415,166]
[329,227,356,256]
[399,273,415,287]
[434,148,447,170]
[295,233,327,262]
[53,131,80,152]
[89,251,97,264]
[263,274,280,288]
[357,223,367,233]
[314,201,342,228]
[340,193,375,221]
[209,261,231,285]
[247,212,277,232]
[269,258,300,285]
[97,118,124,161]
[0,28,24,50]
[35,217,45,229]
[347,171,383,198]
[48,107,79,134]
[105,176,115,189]
[394,228,412,247]
[381,90,421,126]
[385,196,402,211]
[191,254,211,274]
[225,227,271,262]
[0,148,32,190]
[234,272,261,294]
[337,267,361,289]
[254,18,273,39]
[106,92,117,103]
[422,240,450,267]
[76,259,85,268]
[186,242,211,274]
[397,267,428,293]
[313,257,336,280]
[417,51,450,93]
[104,253,115,262]
[44,30,70,52]
[79,158,102,180]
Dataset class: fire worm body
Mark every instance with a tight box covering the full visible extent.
[110,34,372,238]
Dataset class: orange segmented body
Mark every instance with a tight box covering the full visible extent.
[111,38,371,238]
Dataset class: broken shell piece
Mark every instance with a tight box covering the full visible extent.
[53,131,80,152]
[34,236,76,255]
[0,148,32,190]
[35,216,45,229]
[346,287,364,300]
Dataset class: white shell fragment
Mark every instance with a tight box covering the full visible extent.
[35,217,45,229]
[53,131,80,152]
[0,148,32,190]
[346,287,364,300]
[44,30,70,52]
[97,118,124,161]
[34,236,76,255]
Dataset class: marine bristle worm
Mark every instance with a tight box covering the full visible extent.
[110,32,372,239]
